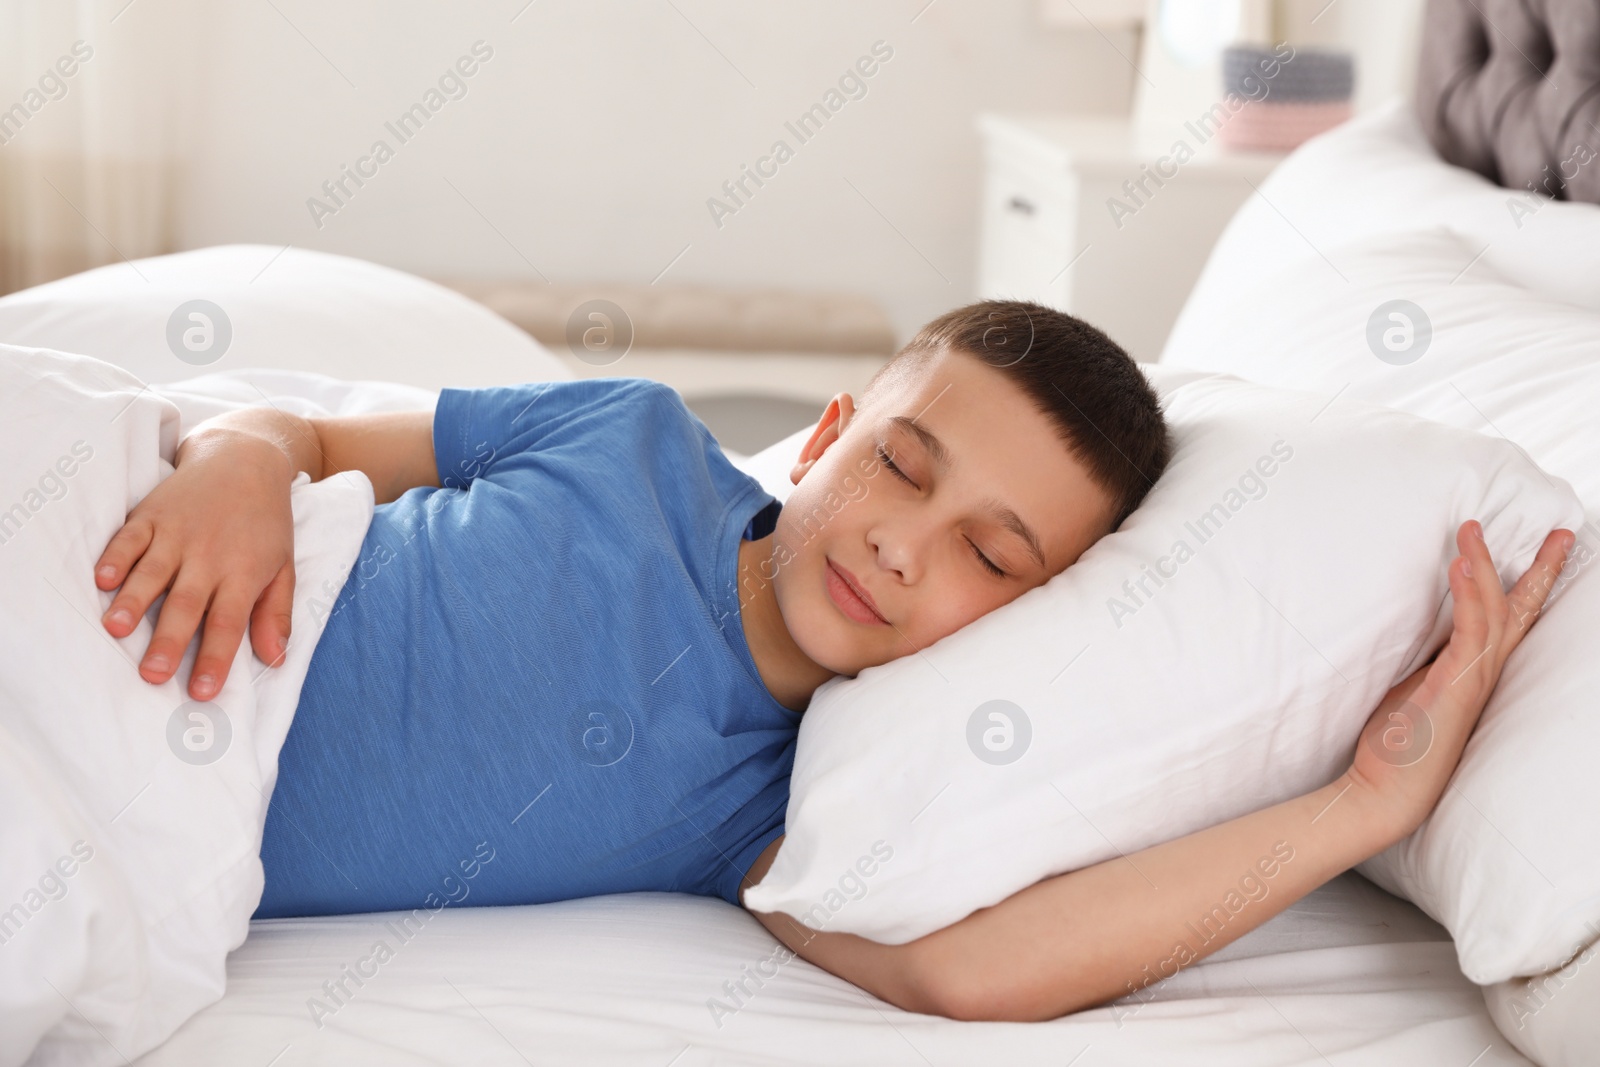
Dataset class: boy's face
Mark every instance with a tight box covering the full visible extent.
[770,346,1118,677]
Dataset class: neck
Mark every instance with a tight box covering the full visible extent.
[737,534,835,713]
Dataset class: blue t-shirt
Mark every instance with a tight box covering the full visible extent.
[255,377,798,918]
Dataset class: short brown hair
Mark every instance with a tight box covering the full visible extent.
[863,300,1171,533]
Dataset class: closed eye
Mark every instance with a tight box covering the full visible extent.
[876,443,915,488]
[968,538,1006,578]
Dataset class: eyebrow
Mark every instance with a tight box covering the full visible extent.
[887,416,1048,572]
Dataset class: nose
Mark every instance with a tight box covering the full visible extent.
[866,509,926,585]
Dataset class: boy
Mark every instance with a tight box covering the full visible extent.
[93,299,1570,1022]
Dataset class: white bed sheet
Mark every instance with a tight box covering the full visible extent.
[132,873,1526,1067]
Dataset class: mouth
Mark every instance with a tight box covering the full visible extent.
[826,559,888,626]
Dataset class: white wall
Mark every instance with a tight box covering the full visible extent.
[173,0,1134,342]
[1276,0,1426,115]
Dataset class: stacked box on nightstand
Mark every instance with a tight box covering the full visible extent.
[1220,45,1354,151]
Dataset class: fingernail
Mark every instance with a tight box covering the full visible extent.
[194,674,215,696]
[1463,557,1473,578]
[108,609,132,629]
[97,565,116,581]
[145,654,170,674]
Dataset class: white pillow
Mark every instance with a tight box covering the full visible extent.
[1485,939,1600,1066]
[732,425,809,503]
[0,244,570,392]
[1161,224,1600,983]
[1166,226,1600,509]
[1161,99,1600,330]
[745,365,1582,945]
[0,344,371,1066]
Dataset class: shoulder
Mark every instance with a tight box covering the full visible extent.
[552,377,699,429]
[608,376,694,414]
[439,375,672,411]
[597,378,716,446]
[505,377,724,472]
[436,377,693,442]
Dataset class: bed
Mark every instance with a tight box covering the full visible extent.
[3,0,1598,1061]
[130,877,1513,1066]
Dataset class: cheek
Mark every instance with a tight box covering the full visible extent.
[915,582,993,644]
[771,508,825,568]
[916,554,1026,644]
[776,475,867,555]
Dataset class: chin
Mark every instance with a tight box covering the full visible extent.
[774,572,871,678]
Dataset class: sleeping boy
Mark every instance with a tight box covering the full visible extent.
[93,299,1571,1020]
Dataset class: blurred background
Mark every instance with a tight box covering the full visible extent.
[0,0,1424,453]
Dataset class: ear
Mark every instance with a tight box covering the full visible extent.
[790,392,857,486]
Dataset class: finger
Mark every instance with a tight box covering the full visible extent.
[1446,550,1491,652]
[94,518,154,592]
[190,583,256,700]
[1442,551,1490,667]
[1505,528,1576,636]
[1456,520,1501,596]
[1403,555,1481,720]
[1459,519,1515,635]
[139,577,214,685]
[249,561,296,668]
[102,542,180,639]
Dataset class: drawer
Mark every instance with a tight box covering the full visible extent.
[977,163,1080,307]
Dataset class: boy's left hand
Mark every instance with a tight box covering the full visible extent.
[1348,519,1574,842]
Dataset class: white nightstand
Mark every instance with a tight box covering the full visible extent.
[976,114,1283,362]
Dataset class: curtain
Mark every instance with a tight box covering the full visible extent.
[0,0,201,294]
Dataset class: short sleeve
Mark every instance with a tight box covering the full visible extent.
[714,778,790,907]
[721,823,786,908]
[432,378,662,490]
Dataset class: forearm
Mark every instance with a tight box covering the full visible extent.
[178,407,438,504]
[917,770,1398,1020]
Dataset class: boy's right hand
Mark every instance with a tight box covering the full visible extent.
[95,428,299,701]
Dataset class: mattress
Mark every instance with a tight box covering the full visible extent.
[134,873,1525,1066]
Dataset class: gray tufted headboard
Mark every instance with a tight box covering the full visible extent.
[1414,0,1600,203]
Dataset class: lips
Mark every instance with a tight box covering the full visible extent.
[826,560,887,626]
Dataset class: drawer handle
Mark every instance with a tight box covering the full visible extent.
[1006,195,1036,216]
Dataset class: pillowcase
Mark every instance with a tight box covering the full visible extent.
[0,244,569,391]
[1165,226,1600,509]
[733,426,808,503]
[0,343,372,1066]
[744,364,1582,945]
[1161,99,1600,331]
[1484,942,1600,1066]
[1161,223,1600,983]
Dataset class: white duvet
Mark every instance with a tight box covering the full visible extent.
[0,245,568,1066]
[0,344,373,1066]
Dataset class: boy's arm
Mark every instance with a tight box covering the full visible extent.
[742,767,1388,1021]
[742,521,1575,1022]
[95,406,438,700]
[181,407,440,504]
